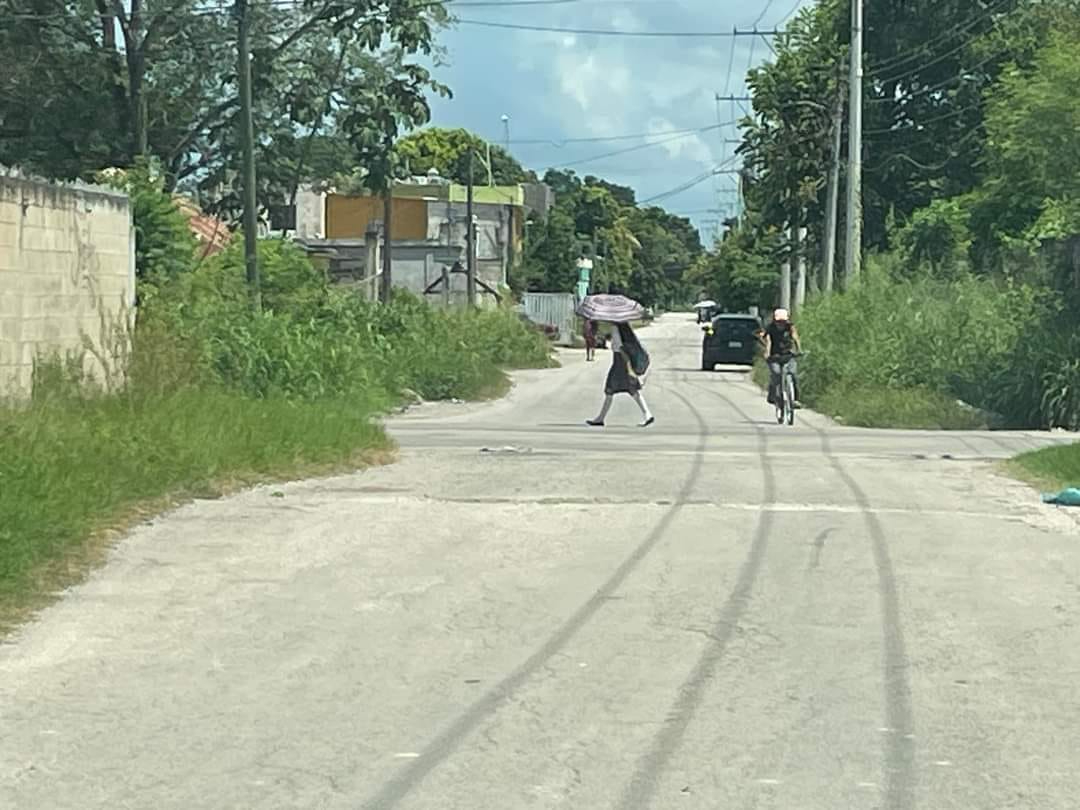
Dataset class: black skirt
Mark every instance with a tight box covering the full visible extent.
[604,352,640,395]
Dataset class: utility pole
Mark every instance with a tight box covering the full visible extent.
[235,0,260,309]
[823,76,844,295]
[381,179,393,303]
[844,0,864,286]
[795,225,807,312]
[780,226,792,311]
[466,153,477,307]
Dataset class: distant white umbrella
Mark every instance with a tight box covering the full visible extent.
[694,299,717,309]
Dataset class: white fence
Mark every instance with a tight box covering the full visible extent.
[521,292,577,346]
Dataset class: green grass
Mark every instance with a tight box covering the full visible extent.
[0,242,556,634]
[750,358,985,429]
[812,385,987,430]
[0,388,392,632]
[1007,442,1080,491]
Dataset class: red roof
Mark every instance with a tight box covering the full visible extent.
[174,196,231,257]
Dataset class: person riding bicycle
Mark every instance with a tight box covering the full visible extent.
[763,308,802,407]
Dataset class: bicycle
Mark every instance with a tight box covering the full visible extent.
[769,352,803,426]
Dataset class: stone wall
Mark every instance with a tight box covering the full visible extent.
[0,173,135,399]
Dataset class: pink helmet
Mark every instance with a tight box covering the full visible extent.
[773,308,790,322]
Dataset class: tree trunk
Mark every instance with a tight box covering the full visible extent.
[120,0,148,159]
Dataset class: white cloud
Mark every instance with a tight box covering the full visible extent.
[432,0,799,222]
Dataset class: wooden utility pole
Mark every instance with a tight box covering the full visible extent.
[466,153,477,307]
[235,0,260,308]
[381,180,393,303]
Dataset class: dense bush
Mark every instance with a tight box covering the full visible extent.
[138,237,552,403]
[97,162,197,280]
[795,258,1077,429]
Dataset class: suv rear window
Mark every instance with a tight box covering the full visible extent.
[714,319,758,339]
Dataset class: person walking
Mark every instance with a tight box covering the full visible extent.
[583,319,597,361]
[587,322,654,427]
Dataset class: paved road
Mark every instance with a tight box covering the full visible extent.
[2,314,1078,810]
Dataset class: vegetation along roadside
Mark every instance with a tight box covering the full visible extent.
[0,174,553,634]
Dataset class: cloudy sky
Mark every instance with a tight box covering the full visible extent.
[427,0,810,240]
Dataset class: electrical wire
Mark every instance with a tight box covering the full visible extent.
[865,124,985,174]
[640,160,740,206]
[867,44,1012,105]
[865,104,982,136]
[777,0,804,26]
[867,0,1012,74]
[870,4,1011,87]
[751,0,776,29]
[548,123,733,169]
[454,18,775,37]
[511,123,716,146]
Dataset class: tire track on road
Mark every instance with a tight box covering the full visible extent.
[811,424,917,810]
[615,376,776,810]
[658,375,915,810]
[358,378,710,810]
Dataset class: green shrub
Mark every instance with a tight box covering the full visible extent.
[795,258,1062,428]
[813,385,987,430]
[895,197,974,278]
[97,161,197,280]
[3,241,552,627]
[135,241,552,402]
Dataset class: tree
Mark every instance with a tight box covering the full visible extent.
[519,168,704,306]
[686,218,781,313]
[97,161,197,281]
[733,0,1036,268]
[395,128,534,184]
[0,0,451,217]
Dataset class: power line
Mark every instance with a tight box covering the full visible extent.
[864,104,982,136]
[455,19,780,37]
[640,170,718,205]
[867,44,1013,105]
[640,157,740,205]
[870,2,1014,86]
[868,0,1012,74]
[548,123,734,169]
[778,0,804,25]
[510,123,717,146]
[751,0,776,28]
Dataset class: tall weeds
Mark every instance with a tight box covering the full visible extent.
[1,236,552,627]
[796,258,1076,429]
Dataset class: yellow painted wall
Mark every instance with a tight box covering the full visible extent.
[326,195,428,240]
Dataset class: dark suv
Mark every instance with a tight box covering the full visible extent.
[701,314,762,370]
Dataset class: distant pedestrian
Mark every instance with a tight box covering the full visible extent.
[584,319,597,361]
[587,323,654,427]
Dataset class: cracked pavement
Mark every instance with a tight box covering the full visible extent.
[1,314,1079,810]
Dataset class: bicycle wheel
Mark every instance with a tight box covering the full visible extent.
[783,374,796,425]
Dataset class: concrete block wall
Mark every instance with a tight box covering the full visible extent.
[0,174,135,399]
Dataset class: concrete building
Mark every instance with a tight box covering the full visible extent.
[292,172,553,306]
